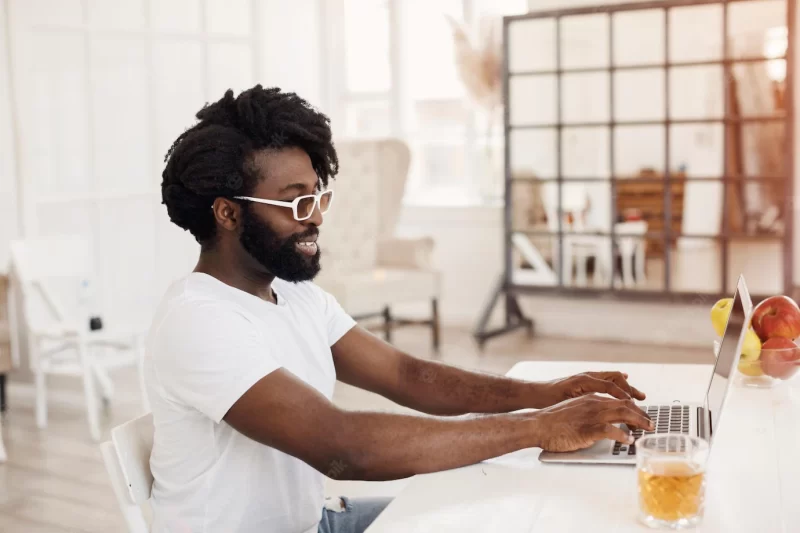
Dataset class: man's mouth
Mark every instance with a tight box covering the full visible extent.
[295,237,318,257]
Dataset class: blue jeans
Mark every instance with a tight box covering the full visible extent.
[317,496,392,533]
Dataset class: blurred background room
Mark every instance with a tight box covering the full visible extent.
[0,0,796,530]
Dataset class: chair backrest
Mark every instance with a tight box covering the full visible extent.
[540,182,591,232]
[373,139,411,240]
[111,412,155,505]
[583,182,613,232]
[101,412,153,533]
[100,440,149,533]
[9,235,95,329]
[10,235,94,285]
[322,139,411,274]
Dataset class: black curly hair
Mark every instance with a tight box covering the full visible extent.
[161,85,338,247]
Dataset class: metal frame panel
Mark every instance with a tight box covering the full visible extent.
[503,0,793,299]
[476,0,794,346]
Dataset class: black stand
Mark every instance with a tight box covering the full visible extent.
[0,374,6,413]
[473,276,534,350]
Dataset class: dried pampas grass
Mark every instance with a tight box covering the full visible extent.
[446,14,505,198]
[446,14,503,114]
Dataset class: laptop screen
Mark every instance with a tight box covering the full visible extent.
[704,276,753,441]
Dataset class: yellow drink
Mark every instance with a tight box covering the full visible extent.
[638,460,705,522]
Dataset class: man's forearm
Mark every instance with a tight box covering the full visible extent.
[325,409,538,481]
[390,357,552,416]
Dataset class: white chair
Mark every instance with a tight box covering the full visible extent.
[8,235,145,441]
[580,183,647,287]
[541,182,647,287]
[539,181,591,285]
[315,139,442,348]
[100,412,153,533]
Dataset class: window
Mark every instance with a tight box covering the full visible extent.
[340,0,393,137]
[330,0,528,206]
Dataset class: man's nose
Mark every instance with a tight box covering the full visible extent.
[306,201,324,227]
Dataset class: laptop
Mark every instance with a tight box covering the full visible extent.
[539,274,754,465]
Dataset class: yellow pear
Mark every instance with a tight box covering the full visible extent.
[738,360,764,377]
[713,298,763,375]
[737,329,764,376]
[738,360,763,376]
[740,329,762,361]
[710,298,733,336]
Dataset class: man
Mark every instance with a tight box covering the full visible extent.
[146,85,654,533]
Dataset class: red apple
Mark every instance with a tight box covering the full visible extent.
[760,337,800,380]
[751,295,800,342]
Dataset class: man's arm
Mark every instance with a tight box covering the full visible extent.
[223,367,652,482]
[331,327,646,416]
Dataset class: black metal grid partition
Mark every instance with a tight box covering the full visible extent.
[474,0,795,347]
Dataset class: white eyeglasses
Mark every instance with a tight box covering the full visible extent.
[234,189,334,221]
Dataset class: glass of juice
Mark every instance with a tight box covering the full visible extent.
[636,434,709,530]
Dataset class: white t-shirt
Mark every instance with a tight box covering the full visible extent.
[144,272,356,533]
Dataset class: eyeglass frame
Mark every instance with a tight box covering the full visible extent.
[233,189,334,221]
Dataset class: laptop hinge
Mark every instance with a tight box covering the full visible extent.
[697,406,711,440]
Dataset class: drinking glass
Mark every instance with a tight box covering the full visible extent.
[636,434,709,530]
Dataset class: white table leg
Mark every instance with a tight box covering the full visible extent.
[635,239,647,284]
[594,242,613,287]
[619,238,636,287]
[561,239,574,285]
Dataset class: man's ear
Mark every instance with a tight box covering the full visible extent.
[212,198,242,232]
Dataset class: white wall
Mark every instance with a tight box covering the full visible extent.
[0,0,20,269]
[257,0,325,108]
[395,204,505,326]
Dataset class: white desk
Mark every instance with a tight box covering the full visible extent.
[366,361,800,532]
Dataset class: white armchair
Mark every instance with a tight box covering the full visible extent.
[315,139,442,349]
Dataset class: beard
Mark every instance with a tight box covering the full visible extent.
[239,206,321,282]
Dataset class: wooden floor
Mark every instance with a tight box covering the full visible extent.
[0,327,711,532]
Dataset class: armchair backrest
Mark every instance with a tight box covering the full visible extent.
[374,139,411,240]
[323,139,411,274]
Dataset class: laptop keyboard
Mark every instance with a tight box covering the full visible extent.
[612,405,691,456]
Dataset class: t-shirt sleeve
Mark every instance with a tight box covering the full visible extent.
[314,285,357,346]
[152,301,280,423]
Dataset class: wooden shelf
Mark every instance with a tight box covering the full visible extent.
[616,173,685,258]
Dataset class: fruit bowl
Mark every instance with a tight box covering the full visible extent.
[715,339,800,389]
[711,295,800,389]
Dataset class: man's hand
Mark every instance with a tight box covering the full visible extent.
[534,371,647,408]
[531,394,654,452]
